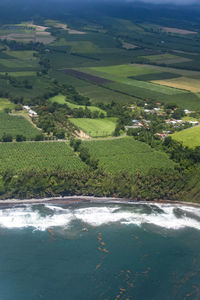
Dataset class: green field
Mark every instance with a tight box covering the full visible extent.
[83,137,175,174]
[49,94,67,104]
[86,65,185,95]
[0,112,40,140]
[0,142,86,171]
[172,126,200,148]
[69,118,117,137]
[0,98,15,110]
[90,64,160,77]
[65,41,100,54]
[142,53,191,64]
[0,71,36,77]
[6,50,36,60]
[49,94,106,114]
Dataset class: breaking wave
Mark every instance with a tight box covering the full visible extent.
[0,202,200,231]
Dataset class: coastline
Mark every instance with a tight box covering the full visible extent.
[0,195,199,208]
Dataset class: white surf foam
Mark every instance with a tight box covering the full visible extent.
[0,203,200,231]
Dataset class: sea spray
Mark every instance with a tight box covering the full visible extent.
[0,202,200,231]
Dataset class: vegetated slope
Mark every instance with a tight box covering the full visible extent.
[0,142,86,171]
[171,126,200,148]
[182,167,200,203]
[83,137,175,174]
[0,112,40,140]
[70,118,117,137]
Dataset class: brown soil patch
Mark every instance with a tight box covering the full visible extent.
[67,29,86,35]
[75,130,91,139]
[152,77,200,93]
[161,26,197,35]
[122,41,138,50]
[63,69,113,85]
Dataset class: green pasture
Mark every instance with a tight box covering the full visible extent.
[69,117,117,137]
[0,98,15,110]
[0,112,40,140]
[83,137,175,174]
[52,71,136,104]
[85,66,185,95]
[0,142,86,171]
[49,94,67,104]
[0,58,38,70]
[49,94,106,114]
[142,53,191,64]
[0,71,36,77]
[66,41,100,54]
[172,126,200,148]
[90,64,160,77]
[6,50,36,60]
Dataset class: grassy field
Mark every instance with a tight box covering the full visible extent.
[49,94,67,104]
[0,142,86,171]
[85,65,185,95]
[53,71,137,104]
[172,126,200,148]
[142,53,191,64]
[90,64,160,77]
[6,50,36,60]
[49,94,106,114]
[0,71,36,77]
[83,137,175,174]
[0,98,15,110]
[69,118,117,137]
[0,112,40,140]
[152,77,200,93]
[65,41,100,54]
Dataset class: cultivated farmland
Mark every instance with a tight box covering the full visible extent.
[142,53,191,65]
[0,142,86,171]
[83,137,175,174]
[152,77,200,93]
[0,112,40,140]
[69,118,117,137]
[63,69,112,85]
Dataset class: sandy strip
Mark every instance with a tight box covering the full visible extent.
[0,196,199,208]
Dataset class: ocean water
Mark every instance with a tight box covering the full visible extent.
[0,202,200,300]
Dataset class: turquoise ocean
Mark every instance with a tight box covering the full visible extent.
[0,202,200,300]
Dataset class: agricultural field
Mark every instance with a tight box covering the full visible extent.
[141,53,191,65]
[152,77,200,93]
[83,137,175,174]
[0,98,15,110]
[0,112,40,140]
[0,142,86,171]
[159,26,197,35]
[0,23,55,44]
[90,64,160,78]
[84,65,185,95]
[172,126,200,148]
[69,118,117,137]
[0,71,36,77]
[65,41,100,54]
[52,70,137,104]
[63,69,112,85]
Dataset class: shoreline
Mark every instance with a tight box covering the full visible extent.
[0,195,199,208]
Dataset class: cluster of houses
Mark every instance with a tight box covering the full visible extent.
[23,105,37,117]
[165,119,199,126]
